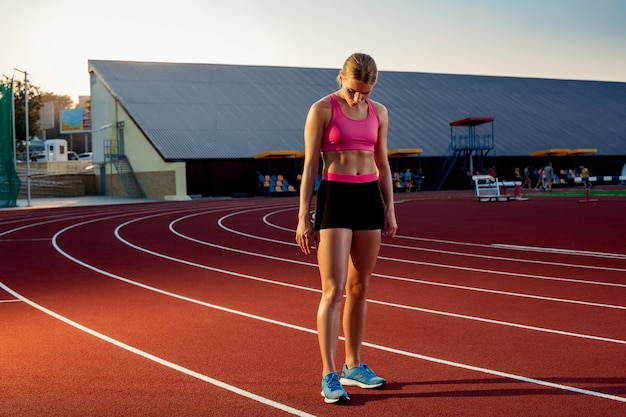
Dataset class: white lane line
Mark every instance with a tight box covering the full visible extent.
[0,205,171,238]
[3,279,624,405]
[376,255,626,290]
[369,296,626,345]
[382,242,626,273]
[54,210,626,400]
[235,215,626,309]
[360,339,626,404]
[0,218,90,238]
[53,208,626,353]
[163,212,626,344]
[263,207,626,261]
[216,210,626,302]
[10,202,626,405]
[257,209,626,289]
[398,235,626,260]
[0,282,316,417]
[492,243,626,260]
[374,267,626,310]
[0,298,21,304]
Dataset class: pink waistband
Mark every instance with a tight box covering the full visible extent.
[322,172,379,183]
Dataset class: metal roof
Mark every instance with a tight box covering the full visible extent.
[88,60,626,159]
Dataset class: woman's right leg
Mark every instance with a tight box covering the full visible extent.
[316,228,352,376]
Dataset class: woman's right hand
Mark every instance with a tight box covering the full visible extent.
[295,219,315,255]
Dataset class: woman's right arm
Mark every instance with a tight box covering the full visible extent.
[296,100,327,255]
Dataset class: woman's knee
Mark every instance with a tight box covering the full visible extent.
[345,278,369,300]
[321,284,345,305]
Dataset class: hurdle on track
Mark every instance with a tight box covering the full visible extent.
[472,175,525,202]
[574,175,626,185]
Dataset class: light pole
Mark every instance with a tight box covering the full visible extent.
[3,75,18,171]
[14,68,31,207]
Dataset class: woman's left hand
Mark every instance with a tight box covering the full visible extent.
[382,211,398,238]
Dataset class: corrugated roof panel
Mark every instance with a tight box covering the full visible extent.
[89,60,626,159]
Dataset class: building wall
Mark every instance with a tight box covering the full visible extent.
[100,170,176,199]
[90,75,188,199]
[118,106,187,199]
[89,66,625,197]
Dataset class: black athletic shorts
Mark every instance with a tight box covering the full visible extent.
[314,179,384,231]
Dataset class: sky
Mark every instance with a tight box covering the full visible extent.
[2,0,625,104]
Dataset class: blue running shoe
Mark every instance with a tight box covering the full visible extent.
[321,372,349,404]
[340,363,386,389]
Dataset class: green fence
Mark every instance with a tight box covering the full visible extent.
[0,81,21,208]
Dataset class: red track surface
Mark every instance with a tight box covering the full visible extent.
[1,192,625,416]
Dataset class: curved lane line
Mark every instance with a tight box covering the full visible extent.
[168,210,626,343]
[217,210,626,303]
[3,280,624,404]
[9,201,626,405]
[397,234,626,260]
[45,208,626,403]
[262,208,626,278]
[262,206,626,261]
[360,337,626,404]
[0,283,316,417]
[383,242,626,273]
[0,205,172,238]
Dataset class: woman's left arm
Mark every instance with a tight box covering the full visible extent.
[373,102,398,238]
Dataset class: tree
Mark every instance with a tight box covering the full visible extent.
[2,76,85,153]
[5,77,42,152]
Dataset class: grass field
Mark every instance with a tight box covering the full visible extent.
[524,187,626,198]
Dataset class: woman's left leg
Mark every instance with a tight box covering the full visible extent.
[343,229,381,368]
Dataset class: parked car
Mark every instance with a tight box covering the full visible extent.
[78,152,93,161]
[68,151,79,160]
[33,152,47,162]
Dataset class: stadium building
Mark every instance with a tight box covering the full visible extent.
[87,60,626,199]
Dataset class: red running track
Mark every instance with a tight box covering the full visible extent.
[1,192,625,416]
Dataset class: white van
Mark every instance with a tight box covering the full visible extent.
[43,139,69,161]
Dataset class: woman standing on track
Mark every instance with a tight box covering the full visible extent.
[295,52,398,404]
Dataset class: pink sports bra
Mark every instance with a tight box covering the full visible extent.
[321,94,379,152]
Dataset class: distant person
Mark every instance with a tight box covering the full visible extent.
[489,166,497,179]
[295,52,396,404]
[404,168,413,192]
[542,162,554,192]
[416,167,423,192]
[534,167,544,191]
[515,167,523,182]
[522,166,532,189]
[580,165,592,190]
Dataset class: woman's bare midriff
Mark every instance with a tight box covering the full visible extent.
[321,150,377,176]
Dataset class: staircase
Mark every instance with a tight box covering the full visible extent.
[435,117,496,190]
[434,143,462,191]
[111,155,146,198]
[104,135,146,199]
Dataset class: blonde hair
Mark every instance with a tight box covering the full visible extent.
[338,53,378,85]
